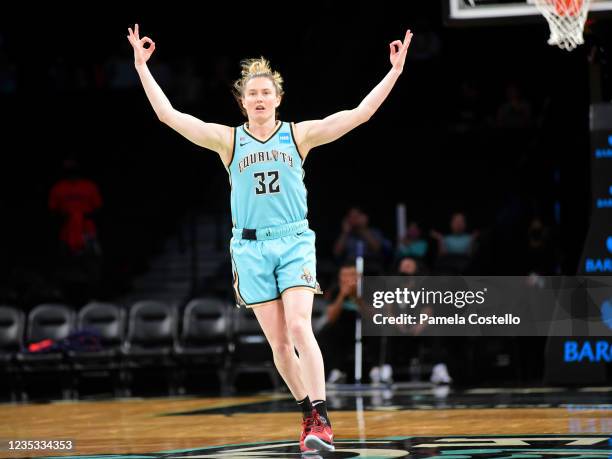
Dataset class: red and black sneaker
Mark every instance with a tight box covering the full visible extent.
[304,409,335,452]
[300,413,317,454]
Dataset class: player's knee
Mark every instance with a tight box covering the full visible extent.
[270,341,295,362]
[287,318,313,345]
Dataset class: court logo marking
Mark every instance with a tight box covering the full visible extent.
[44,435,612,458]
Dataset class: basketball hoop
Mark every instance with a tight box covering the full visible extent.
[530,0,592,51]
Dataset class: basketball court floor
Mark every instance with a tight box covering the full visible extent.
[1,385,611,458]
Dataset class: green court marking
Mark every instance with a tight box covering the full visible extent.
[441,449,611,455]
[428,456,473,459]
[40,434,612,458]
[159,439,294,453]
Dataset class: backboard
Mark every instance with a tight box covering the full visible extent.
[445,0,612,25]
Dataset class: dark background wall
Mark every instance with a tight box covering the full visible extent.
[0,2,610,304]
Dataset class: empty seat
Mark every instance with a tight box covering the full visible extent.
[122,301,178,395]
[0,305,24,363]
[124,301,176,356]
[228,306,280,392]
[0,306,25,401]
[174,297,231,392]
[70,302,127,396]
[176,297,229,358]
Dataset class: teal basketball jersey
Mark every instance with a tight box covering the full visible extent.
[227,121,308,229]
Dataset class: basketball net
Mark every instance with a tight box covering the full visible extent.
[530,0,592,51]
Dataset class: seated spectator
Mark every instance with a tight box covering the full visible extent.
[317,263,360,384]
[397,256,428,277]
[369,256,427,384]
[370,257,453,385]
[431,212,477,257]
[333,207,390,272]
[430,212,478,275]
[397,221,429,260]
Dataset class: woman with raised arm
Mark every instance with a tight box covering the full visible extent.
[127,23,412,454]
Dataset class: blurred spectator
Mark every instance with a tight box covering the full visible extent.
[369,257,426,385]
[398,260,452,385]
[317,263,360,384]
[369,258,453,385]
[431,212,477,257]
[333,207,390,271]
[49,159,103,304]
[397,221,429,261]
[430,212,478,274]
[49,159,103,256]
[397,256,429,277]
[496,82,533,129]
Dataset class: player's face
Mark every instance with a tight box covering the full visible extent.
[451,214,466,233]
[242,77,281,120]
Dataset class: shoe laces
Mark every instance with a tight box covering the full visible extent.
[310,409,328,433]
[302,413,315,434]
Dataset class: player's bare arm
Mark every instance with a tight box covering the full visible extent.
[127,24,233,165]
[293,29,413,157]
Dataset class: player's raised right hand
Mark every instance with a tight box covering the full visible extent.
[127,23,155,66]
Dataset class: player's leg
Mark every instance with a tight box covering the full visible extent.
[252,299,319,454]
[232,233,319,452]
[275,229,326,401]
[275,228,333,451]
[281,289,325,400]
[282,288,334,452]
[251,299,307,400]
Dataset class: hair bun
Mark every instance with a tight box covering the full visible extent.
[242,56,273,78]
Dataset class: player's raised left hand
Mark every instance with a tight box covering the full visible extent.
[127,23,156,66]
[389,29,413,73]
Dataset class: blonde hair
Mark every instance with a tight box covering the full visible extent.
[233,57,284,116]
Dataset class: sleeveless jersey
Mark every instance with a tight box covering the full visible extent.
[227,121,308,229]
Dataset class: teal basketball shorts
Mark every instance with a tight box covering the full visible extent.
[229,219,323,307]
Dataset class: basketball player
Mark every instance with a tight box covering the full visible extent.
[127,23,412,453]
